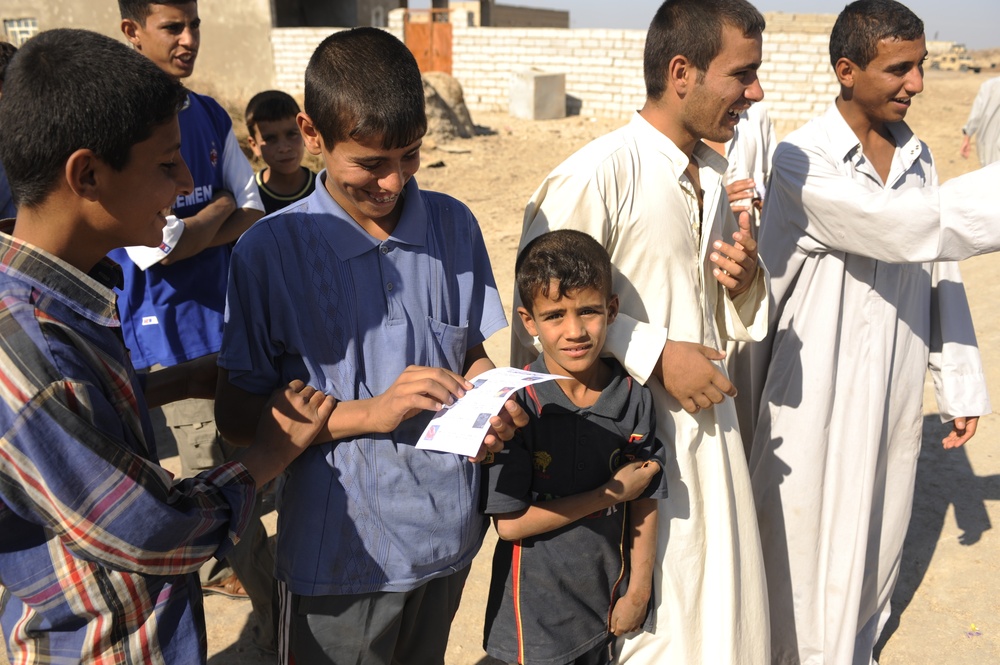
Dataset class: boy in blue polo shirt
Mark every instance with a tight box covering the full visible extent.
[215,27,525,664]
[483,230,667,665]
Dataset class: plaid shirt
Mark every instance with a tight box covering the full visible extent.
[0,224,255,664]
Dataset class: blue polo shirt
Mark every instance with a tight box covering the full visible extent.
[220,174,507,595]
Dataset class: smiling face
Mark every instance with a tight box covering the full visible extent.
[839,35,926,128]
[249,116,305,177]
[682,23,764,144]
[300,111,421,237]
[97,116,193,248]
[518,283,618,383]
[122,2,200,80]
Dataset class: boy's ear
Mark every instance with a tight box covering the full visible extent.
[297,112,324,156]
[606,294,619,325]
[246,131,261,157]
[121,18,143,50]
[834,57,857,89]
[64,149,101,202]
[516,306,539,338]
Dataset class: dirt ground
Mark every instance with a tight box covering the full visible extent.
[4,69,999,665]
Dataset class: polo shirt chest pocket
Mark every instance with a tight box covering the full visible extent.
[426,317,469,372]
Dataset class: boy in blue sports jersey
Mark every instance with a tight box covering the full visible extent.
[483,230,666,665]
[245,90,317,215]
[215,27,526,664]
[112,0,273,653]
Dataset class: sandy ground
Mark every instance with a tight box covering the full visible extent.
[4,69,1000,665]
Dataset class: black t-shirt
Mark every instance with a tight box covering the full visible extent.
[256,167,316,215]
[482,355,667,664]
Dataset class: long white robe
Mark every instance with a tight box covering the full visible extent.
[722,103,777,448]
[749,102,996,665]
[513,112,771,664]
[963,76,1000,167]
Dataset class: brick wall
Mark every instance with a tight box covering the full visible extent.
[269,12,839,134]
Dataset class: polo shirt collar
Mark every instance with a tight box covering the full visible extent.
[311,173,428,261]
[0,220,122,327]
[528,354,632,420]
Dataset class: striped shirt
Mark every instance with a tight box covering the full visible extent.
[0,224,255,664]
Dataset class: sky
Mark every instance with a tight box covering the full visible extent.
[409,1,999,49]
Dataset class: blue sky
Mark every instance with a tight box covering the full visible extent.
[411,1,999,49]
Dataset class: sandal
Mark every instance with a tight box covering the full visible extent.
[202,573,249,599]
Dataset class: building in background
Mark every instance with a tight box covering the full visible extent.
[273,0,408,28]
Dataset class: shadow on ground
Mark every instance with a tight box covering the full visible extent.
[875,415,1000,658]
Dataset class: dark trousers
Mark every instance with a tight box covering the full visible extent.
[279,566,471,665]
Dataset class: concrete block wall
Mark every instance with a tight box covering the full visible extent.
[760,13,839,134]
[269,12,839,132]
[271,25,404,94]
[451,26,648,118]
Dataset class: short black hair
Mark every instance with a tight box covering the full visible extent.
[118,0,195,23]
[0,29,187,208]
[0,41,16,85]
[305,27,427,150]
[245,89,301,137]
[644,0,765,100]
[830,0,924,69]
[516,230,613,312]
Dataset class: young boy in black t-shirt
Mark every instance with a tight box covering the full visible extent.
[483,229,667,665]
[245,90,316,214]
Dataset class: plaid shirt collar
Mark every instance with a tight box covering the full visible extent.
[0,219,123,328]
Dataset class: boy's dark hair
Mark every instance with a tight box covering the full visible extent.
[0,41,16,85]
[305,27,427,150]
[0,29,187,208]
[644,0,765,100]
[830,0,924,69]
[516,230,613,311]
[245,89,302,137]
[119,0,194,23]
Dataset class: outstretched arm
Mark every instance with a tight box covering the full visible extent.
[235,380,335,487]
[216,365,473,447]
[143,353,218,408]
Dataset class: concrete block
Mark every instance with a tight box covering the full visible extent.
[509,68,566,120]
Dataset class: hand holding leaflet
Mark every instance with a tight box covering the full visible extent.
[416,367,563,457]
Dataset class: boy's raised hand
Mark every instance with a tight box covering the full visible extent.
[602,459,661,503]
[710,210,759,297]
[368,365,474,433]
